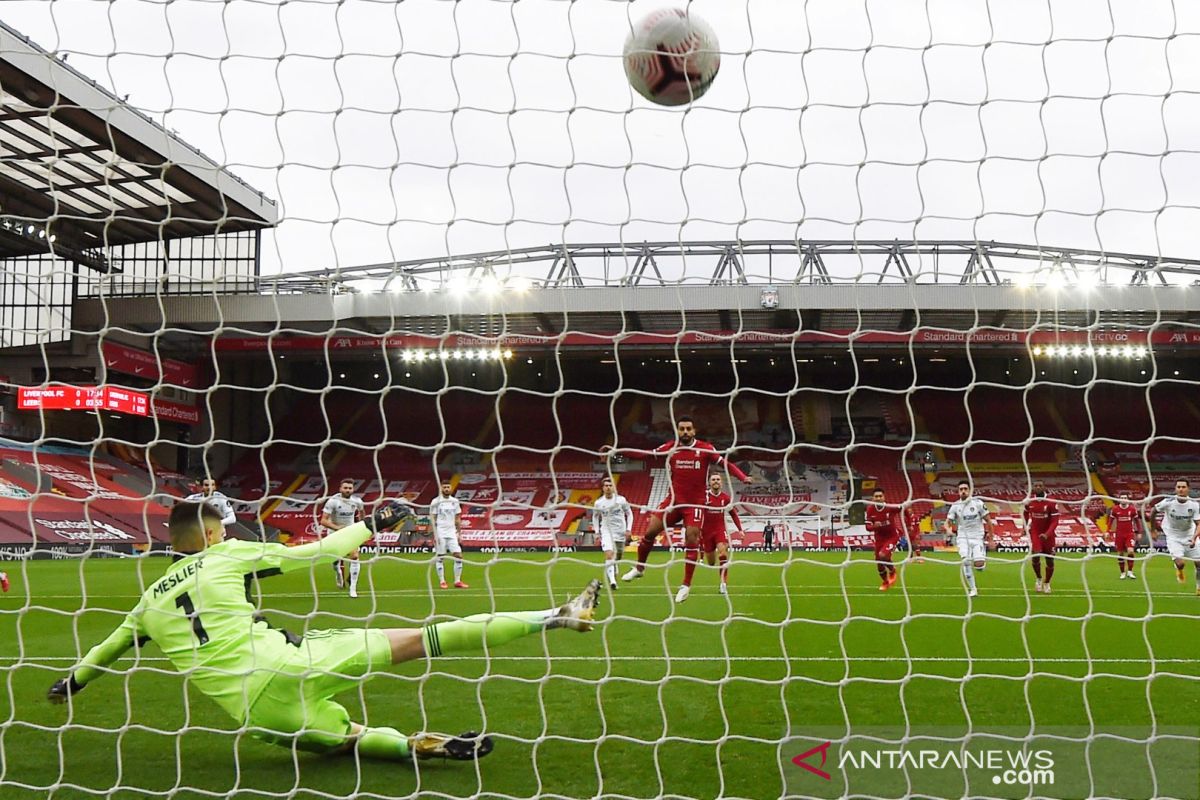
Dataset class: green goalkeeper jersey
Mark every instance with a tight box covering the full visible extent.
[71,522,372,721]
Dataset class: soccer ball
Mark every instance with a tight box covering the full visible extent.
[623,8,720,106]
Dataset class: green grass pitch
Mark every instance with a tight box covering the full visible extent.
[1,550,1198,799]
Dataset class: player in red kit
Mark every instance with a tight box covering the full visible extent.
[615,416,752,585]
[677,472,742,600]
[904,502,925,564]
[1107,492,1144,579]
[865,489,900,591]
[1024,481,1059,594]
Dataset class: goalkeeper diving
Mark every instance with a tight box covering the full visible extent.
[48,500,600,762]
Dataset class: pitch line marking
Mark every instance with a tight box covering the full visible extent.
[0,656,1187,664]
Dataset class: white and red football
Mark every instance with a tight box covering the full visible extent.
[623,8,720,106]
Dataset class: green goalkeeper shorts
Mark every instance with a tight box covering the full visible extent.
[245,628,392,752]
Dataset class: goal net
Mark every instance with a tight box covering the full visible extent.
[2,1,1200,799]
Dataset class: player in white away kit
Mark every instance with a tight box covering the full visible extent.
[184,478,237,530]
[1153,479,1200,593]
[321,479,365,597]
[944,480,993,598]
[592,477,633,590]
[428,482,468,589]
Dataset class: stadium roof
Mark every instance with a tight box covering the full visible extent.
[73,280,1200,358]
[60,239,1200,354]
[0,22,276,269]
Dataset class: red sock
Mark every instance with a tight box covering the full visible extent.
[683,548,698,586]
[636,532,657,568]
[718,554,728,584]
[877,562,888,580]
[1031,556,1042,580]
[1044,556,1055,583]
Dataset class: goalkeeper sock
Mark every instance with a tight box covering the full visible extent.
[349,560,361,592]
[683,548,698,586]
[423,611,553,657]
[435,557,445,584]
[1031,556,1042,580]
[718,554,728,584]
[1044,556,1055,584]
[453,558,463,582]
[357,726,411,760]
[961,560,976,592]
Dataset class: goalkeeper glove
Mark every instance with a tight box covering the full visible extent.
[368,499,413,533]
[48,675,84,704]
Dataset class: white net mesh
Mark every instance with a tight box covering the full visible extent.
[2,1,1200,798]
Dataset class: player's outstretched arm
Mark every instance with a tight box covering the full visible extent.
[261,500,413,573]
[602,441,671,458]
[48,609,143,703]
[712,452,751,483]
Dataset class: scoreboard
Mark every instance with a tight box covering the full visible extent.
[17,385,149,416]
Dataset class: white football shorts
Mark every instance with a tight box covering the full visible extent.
[1165,534,1200,560]
[434,532,462,556]
[600,529,626,554]
[957,533,987,562]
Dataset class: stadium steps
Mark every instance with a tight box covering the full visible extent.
[1089,472,1116,529]
[1183,398,1200,426]
[619,397,646,433]
[796,393,832,441]
[851,448,928,505]
[616,471,652,509]
[1041,394,1075,440]
[257,400,373,524]
[879,395,912,438]
[629,468,670,540]
[1,456,51,493]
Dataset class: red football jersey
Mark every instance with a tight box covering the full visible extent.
[1024,498,1059,535]
[652,439,749,503]
[865,504,901,539]
[1109,503,1140,535]
[701,490,742,536]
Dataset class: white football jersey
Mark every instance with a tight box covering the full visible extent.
[1155,497,1200,538]
[947,497,989,537]
[429,495,463,536]
[322,494,364,528]
[184,491,236,526]
[593,494,633,538]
